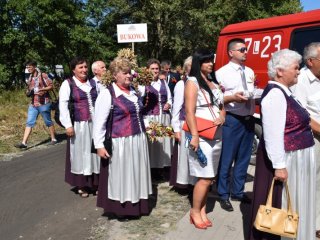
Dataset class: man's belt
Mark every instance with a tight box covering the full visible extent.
[226,112,252,121]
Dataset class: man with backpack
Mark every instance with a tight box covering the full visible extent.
[15,60,57,149]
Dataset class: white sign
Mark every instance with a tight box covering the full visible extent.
[117,23,148,43]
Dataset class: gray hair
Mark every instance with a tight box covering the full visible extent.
[267,49,302,79]
[160,60,171,68]
[91,61,103,75]
[303,42,320,65]
[91,61,98,74]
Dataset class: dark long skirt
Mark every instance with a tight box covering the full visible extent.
[65,139,99,188]
[97,158,150,217]
[169,141,188,189]
[248,140,283,240]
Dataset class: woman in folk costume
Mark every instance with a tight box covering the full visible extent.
[93,58,152,217]
[170,56,196,189]
[139,58,174,178]
[59,56,100,198]
[249,49,316,240]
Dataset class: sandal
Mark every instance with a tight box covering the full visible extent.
[78,189,89,198]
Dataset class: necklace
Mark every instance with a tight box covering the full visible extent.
[116,84,130,94]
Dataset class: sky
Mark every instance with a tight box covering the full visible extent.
[300,0,320,11]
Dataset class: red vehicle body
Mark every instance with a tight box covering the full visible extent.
[215,9,320,90]
[214,9,320,162]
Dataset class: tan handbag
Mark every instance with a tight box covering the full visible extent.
[254,178,299,238]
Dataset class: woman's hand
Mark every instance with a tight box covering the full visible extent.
[97,148,110,159]
[174,132,181,142]
[189,135,200,151]
[213,115,225,126]
[66,127,75,137]
[274,168,288,182]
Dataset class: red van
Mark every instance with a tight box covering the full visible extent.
[214,9,320,162]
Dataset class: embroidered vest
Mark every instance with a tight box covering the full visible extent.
[143,80,169,115]
[109,85,146,138]
[71,79,98,122]
[261,84,314,151]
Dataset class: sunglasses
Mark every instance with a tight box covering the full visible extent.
[231,47,248,53]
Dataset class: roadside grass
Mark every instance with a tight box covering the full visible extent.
[0,90,64,155]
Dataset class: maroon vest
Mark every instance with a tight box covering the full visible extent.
[71,78,98,122]
[261,84,314,151]
[109,85,146,138]
[143,80,169,115]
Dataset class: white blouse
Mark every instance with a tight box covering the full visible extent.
[171,80,185,132]
[59,76,95,129]
[261,81,293,169]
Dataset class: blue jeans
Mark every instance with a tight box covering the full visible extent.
[217,113,255,200]
[26,103,54,127]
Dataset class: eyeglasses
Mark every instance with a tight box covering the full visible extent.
[231,47,248,53]
[311,57,320,61]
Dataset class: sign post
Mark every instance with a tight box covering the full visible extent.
[117,23,148,53]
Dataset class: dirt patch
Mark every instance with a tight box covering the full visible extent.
[89,182,191,240]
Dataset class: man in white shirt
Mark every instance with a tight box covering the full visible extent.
[91,60,107,94]
[215,38,255,212]
[291,42,320,238]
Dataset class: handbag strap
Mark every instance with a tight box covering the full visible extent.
[200,88,217,120]
[266,178,294,215]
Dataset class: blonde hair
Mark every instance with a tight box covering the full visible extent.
[109,57,131,75]
[183,56,192,74]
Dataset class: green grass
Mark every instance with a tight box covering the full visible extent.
[0,89,64,154]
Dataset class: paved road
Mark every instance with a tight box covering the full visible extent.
[0,143,100,240]
[164,165,255,240]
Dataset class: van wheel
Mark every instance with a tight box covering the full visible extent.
[250,123,262,165]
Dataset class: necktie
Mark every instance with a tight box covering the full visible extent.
[240,67,251,110]
[240,67,248,91]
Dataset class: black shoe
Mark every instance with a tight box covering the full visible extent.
[15,143,27,149]
[219,199,234,212]
[48,140,58,145]
[231,194,252,204]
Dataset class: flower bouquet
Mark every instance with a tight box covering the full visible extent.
[100,70,113,87]
[131,67,154,93]
[117,48,138,70]
[146,121,175,142]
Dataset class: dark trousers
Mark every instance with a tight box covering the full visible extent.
[217,112,255,200]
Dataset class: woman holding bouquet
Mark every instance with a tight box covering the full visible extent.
[93,57,152,217]
[139,59,173,178]
[185,49,225,229]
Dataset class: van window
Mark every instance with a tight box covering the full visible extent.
[290,26,320,57]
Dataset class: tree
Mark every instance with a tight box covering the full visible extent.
[0,0,302,88]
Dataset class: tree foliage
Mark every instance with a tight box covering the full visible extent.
[0,0,302,89]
